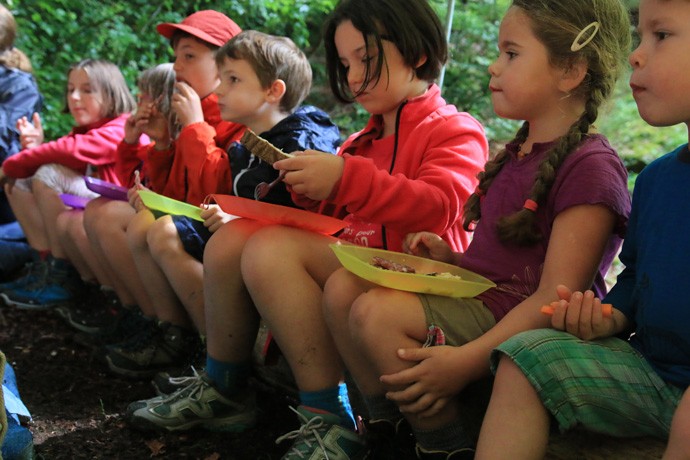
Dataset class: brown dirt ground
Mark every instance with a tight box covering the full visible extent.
[0,303,666,459]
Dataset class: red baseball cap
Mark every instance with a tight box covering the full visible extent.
[156,10,242,48]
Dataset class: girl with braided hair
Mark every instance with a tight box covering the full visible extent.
[322,0,632,457]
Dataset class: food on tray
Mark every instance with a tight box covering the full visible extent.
[370,257,463,280]
[371,256,416,273]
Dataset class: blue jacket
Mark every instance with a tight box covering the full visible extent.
[229,105,341,207]
[0,66,42,163]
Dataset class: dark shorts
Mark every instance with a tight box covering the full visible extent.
[172,215,211,262]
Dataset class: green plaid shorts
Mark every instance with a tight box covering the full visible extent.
[492,329,683,439]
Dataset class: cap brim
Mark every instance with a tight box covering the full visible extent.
[156,23,225,47]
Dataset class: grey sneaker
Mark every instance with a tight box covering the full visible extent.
[277,406,367,460]
[128,374,257,432]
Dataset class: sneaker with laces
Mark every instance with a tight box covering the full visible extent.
[106,322,201,379]
[127,374,257,432]
[1,258,82,309]
[277,406,367,460]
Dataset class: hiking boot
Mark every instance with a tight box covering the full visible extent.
[127,373,257,432]
[106,322,201,379]
[364,418,416,460]
[277,406,367,460]
[415,445,476,460]
[1,258,82,309]
[54,282,104,321]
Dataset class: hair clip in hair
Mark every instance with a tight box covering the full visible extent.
[571,21,600,52]
[523,199,538,212]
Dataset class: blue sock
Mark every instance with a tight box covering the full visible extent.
[205,355,251,397]
[299,383,355,429]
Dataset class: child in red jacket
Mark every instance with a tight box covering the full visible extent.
[0,59,138,309]
[74,11,243,348]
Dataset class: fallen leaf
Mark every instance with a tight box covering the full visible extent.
[145,439,166,457]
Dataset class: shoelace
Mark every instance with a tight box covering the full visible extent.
[165,366,202,389]
[158,373,207,405]
[275,407,331,460]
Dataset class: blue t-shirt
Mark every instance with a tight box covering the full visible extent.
[606,144,690,388]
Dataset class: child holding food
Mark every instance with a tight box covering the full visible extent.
[127,3,488,460]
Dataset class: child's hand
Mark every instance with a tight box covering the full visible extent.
[403,232,454,263]
[16,113,44,149]
[379,346,466,418]
[127,183,148,211]
[200,204,235,233]
[171,81,203,127]
[274,151,345,201]
[547,286,616,340]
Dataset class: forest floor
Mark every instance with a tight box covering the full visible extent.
[0,302,666,459]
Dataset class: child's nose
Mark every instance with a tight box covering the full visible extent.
[629,45,644,68]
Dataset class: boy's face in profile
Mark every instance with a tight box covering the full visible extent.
[630,0,690,128]
[214,56,272,127]
[172,37,220,99]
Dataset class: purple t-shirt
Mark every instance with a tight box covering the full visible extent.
[461,134,631,321]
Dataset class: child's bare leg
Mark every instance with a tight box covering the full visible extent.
[323,267,382,393]
[5,184,49,250]
[56,210,99,282]
[84,200,151,311]
[119,210,164,317]
[664,388,690,460]
[32,179,69,258]
[146,216,204,331]
[203,218,265,362]
[475,356,549,460]
[241,226,344,392]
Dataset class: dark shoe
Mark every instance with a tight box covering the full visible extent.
[54,282,105,321]
[73,306,153,350]
[364,418,416,459]
[277,406,367,459]
[415,445,475,460]
[64,289,123,334]
[152,341,206,395]
[106,322,201,379]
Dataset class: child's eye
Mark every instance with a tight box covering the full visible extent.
[506,51,518,60]
[654,31,670,41]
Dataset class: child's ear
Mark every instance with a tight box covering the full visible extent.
[415,55,428,70]
[266,79,287,103]
[558,59,588,93]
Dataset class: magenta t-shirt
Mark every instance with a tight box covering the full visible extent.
[461,134,631,321]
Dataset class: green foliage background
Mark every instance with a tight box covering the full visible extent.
[8,0,686,180]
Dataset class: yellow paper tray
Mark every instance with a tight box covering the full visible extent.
[330,244,495,298]
[138,190,203,222]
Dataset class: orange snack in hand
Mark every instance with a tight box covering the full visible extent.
[540,302,612,317]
